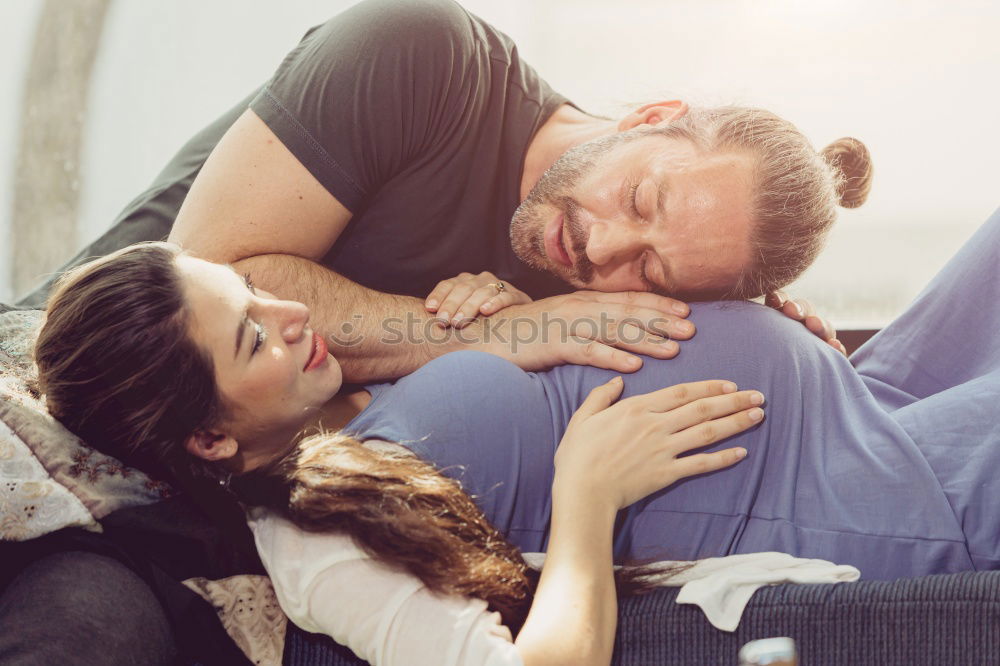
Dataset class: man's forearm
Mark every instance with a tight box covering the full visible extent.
[233,253,468,382]
[231,253,691,382]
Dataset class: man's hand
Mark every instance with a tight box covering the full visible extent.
[765,290,847,356]
[466,290,694,373]
[425,271,532,328]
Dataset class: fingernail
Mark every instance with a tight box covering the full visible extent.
[426,299,438,309]
[611,376,623,384]
[672,302,689,316]
[664,340,679,354]
[452,316,463,326]
[628,356,641,367]
[750,391,764,405]
[722,382,737,393]
[675,321,694,335]
[749,407,764,421]
[735,447,748,459]
[794,303,805,318]
[481,300,494,313]
[438,311,450,323]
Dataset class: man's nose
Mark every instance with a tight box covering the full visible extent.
[585,220,646,267]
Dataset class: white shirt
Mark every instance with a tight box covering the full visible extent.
[247,507,524,666]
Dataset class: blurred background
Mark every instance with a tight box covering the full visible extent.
[1,0,998,327]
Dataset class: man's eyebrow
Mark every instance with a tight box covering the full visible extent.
[618,178,631,213]
[624,174,674,295]
[651,176,674,295]
[651,256,675,297]
[656,179,668,220]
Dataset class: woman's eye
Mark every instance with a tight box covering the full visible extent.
[251,322,267,355]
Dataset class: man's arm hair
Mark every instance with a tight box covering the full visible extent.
[233,253,469,382]
[168,109,683,381]
[236,254,701,382]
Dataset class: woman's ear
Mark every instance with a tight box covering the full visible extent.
[617,100,689,132]
[184,429,239,462]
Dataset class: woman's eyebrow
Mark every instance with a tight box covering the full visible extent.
[222,263,250,360]
[234,309,249,360]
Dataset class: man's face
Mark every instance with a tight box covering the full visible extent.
[510,129,755,297]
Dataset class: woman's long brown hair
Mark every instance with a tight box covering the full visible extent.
[36,242,676,633]
[238,433,538,628]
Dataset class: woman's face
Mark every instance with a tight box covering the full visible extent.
[175,255,343,467]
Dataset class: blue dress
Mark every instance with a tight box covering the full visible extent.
[344,207,1000,580]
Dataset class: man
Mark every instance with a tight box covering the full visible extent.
[20,0,857,381]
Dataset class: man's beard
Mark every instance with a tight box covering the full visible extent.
[509,130,643,286]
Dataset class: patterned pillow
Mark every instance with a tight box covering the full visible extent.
[0,308,288,664]
[0,309,170,539]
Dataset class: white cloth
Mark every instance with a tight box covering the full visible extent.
[663,552,860,631]
[249,509,860,666]
[526,551,859,632]
[247,507,523,666]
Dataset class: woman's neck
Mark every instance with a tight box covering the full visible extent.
[312,386,373,433]
[231,387,373,475]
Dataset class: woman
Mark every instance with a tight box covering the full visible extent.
[33,207,1000,663]
[33,243,760,666]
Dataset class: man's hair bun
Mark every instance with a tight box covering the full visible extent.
[820,137,872,208]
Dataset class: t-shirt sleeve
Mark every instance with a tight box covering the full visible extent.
[247,508,523,666]
[249,0,482,213]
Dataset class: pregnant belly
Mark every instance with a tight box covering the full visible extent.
[351,350,561,553]
[533,303,970,577]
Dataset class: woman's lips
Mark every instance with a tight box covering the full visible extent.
[304,331,329,372]
[543,213,573,267]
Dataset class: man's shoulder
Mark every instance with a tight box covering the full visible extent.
[374,0,470,26]
[336,0,480,54]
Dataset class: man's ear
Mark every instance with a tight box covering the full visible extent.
[617,100,689,132]
[184,428,239,462]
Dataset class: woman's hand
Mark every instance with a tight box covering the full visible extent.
[522,378,758,666]
[554,378,762,511]
[425,271,532,328]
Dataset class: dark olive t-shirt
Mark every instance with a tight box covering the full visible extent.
[18,0,571,308]
[249,0,571,298]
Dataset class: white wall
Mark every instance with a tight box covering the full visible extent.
[0,0,44,303]
[3,0,999,325]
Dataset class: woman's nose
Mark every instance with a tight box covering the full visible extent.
[585,221,645,267]
[267,299,310,343]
